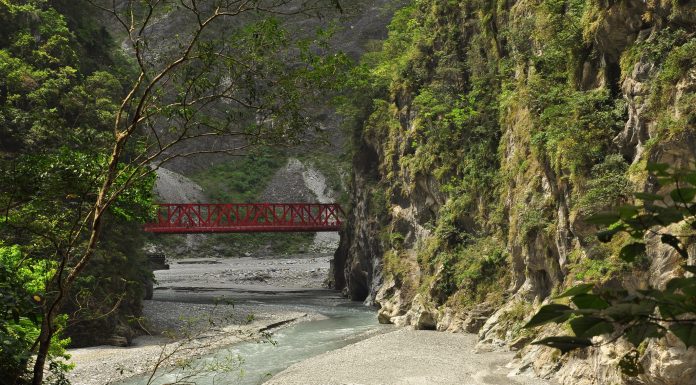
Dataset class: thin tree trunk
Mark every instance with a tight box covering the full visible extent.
[31,318,53,385]
[31,138,124,384]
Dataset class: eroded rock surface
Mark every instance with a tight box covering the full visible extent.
[333,1,696,384]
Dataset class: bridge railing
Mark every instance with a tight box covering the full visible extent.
[144,203,345,233]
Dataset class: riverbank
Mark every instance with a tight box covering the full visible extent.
[66,255,556,385]
[264,328,557,385]
[66,300,311,385]
[66,254,336,385]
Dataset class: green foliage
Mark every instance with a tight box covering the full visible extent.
[0,1,153,380]
[432,237,509,307]
[650,33,696,137]
[432,197,471,246]
[529,84,626,178]
[1,146,154,247]
[576,155,632,216]
[339,0,504,234]
[571,255,625,282]
[193,150,285,203]
[0,244,71,384]
[500,0,629,180]
[189,151,314,255]
[621,28,696,138]
[516,192,554,241]
[383,249,412,283]
[146,13,351,150]
[64,218,152,347]
[0,0,127,153]
[368,187,389,220]
[566,242,628,284]
[659,37,696,84]
[526,164,696,376]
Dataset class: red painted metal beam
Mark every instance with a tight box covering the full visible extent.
[144,203,345,234]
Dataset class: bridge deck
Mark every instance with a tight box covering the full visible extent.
[144,203,344,234]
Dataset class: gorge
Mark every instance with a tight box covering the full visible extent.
[1,1,695,385]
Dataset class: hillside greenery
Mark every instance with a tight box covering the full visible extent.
[340,0,696,369]
[188,150,314,256]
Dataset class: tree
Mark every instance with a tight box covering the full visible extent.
[524,163,696,376]
[0,0,347,383]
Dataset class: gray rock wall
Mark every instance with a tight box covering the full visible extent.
[334,1,696,384]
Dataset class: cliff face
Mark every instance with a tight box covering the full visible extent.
[333,0,696,383]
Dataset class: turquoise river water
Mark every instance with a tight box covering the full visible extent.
[119,303,386,385]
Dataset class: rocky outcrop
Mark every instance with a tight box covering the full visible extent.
[329,134,386,301]
[334,0,696,384]
[262,158,341,253]
[154,167,207,203]
[152,167,208,257]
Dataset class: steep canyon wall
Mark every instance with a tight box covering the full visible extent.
[332,1,696,384]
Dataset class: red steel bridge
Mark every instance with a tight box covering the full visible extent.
[144,203,345,234]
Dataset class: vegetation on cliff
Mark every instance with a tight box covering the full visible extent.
[338,0,696,382]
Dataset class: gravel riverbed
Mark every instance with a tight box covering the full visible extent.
[265,329,557,385]
[66,254,337,385]
[67,254,555,385]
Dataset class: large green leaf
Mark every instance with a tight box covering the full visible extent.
[665,277,696,294]
[625,322,665,347]
[585,212,620,226]
[670,187,696,204]
[651,206,685,226]
[624,214,659,229]
[646,163,670,175]
[633,192,663,201]
[618,205,639,220]
[658,176,676,186]
[605,302,656,322]
[555,283,594,298]
[670,324,696,348]
[653,291,693,319]
[660,234,689,259]
[572,294,610,310]
[569,316,614,338]
[531,336,593,354]
[683,172,696,186]
[619,242,646,263]
[524,304,573,328]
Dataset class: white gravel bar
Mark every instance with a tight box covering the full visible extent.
[264,328,555,385]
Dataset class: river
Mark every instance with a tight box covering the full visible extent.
[119,302,388,385]
[68,255,553,385]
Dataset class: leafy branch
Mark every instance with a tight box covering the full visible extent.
[524,163,696,375]
[0,1,348,384]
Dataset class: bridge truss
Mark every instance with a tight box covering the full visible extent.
[144,203,345,234]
